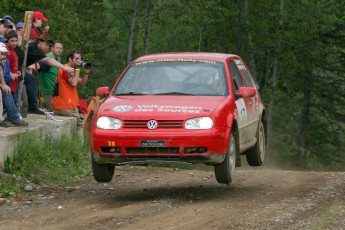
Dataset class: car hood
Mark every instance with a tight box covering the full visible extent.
[97,95,227,119]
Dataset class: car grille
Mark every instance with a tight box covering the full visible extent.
[123,120,184,129]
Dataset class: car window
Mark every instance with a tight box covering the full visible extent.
[229,61,244,91]
[114,61,228,96]
[234,59,255,88]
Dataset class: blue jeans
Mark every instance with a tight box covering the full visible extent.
[12,91,19,111]
[2,92,20,122]
[24,72,38,110]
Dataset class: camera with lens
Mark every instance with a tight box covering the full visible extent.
[79,60,92,69]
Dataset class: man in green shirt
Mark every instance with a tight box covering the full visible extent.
[38,41,63,111]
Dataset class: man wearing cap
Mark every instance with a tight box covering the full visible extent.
[2,15,15,30]
[0,18,13,37]
[30,11,48,41]
[16,22,24,46]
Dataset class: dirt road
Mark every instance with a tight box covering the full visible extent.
[1,162,345,230]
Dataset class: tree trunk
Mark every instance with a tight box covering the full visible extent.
[299,73,311,169]
[244,0,257,80]
[127,0,139,63]
[234,1,243,54]
[144,0,152,54]
[266,0,284,160]
[143,0,153,55]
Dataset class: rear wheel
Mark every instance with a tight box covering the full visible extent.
[214,131,236,184]
[246,121,265,166]
[92,155,115,182]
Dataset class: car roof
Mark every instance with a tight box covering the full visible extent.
[133,52,239,63]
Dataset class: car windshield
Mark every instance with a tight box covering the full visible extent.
[113,60,228,96]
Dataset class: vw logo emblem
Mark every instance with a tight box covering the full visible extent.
[147,120,158,129]
[113,105,133,112]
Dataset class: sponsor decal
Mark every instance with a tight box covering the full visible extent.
[113,105,133,112]
[235,98,247,126]
[135,58,217,65]
[235,59,247,70]
[134,104,203,114]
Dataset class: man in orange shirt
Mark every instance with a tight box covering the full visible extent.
[51,49,91,139]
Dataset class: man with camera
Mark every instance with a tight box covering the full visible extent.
[51,49,91,139]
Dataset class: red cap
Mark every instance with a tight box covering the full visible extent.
[33,11,48,22]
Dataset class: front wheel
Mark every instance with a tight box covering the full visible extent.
[92,155,115,182]
[214,131,237,184]
[246,121,265,166]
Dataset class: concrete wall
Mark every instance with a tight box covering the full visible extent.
[0,114,78,171]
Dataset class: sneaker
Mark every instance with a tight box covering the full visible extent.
[10,120,29,127]
[0,120,15,127]
[28,108,45,115]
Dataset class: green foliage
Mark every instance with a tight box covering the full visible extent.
[0,174,22,198]
[4,132,90,186]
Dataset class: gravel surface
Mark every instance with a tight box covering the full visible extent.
[1,163,345,230]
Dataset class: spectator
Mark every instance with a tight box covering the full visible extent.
[4,30,21,110]
[2,15,15,30]
[0,42,27,126]
[30,11,48,41]
[23,34,74,115]
[0,66,13,127]
[16,22,24,46]
[37,41,63,111]
[0,18,13,36]
[52,49,91,138]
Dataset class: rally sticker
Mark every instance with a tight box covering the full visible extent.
[113,105,133,112]
[112,104,203,114]
[134,104,202,114]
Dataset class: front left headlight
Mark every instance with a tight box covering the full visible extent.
[185,117,213,129]
[96,116,122,129]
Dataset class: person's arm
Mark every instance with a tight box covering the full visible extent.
[67,69,80,87]
[41,57,74,75]
[77,68,90,86]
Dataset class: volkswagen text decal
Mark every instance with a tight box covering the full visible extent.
[147,120,158,129]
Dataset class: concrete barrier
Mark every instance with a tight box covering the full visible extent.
[0,114,78,171]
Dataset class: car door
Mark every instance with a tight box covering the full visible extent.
[228,60,252,148]
[234,59,260,147]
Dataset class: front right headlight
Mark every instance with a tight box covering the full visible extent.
[96,116,122,129]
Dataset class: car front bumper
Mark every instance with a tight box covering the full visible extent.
[90,128,229,165]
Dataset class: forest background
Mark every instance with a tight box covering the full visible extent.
[1,0,344,171]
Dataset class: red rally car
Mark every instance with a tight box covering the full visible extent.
[89,52,267,184]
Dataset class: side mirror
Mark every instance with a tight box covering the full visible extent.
[236,87,256,98]
[96,87,110,97]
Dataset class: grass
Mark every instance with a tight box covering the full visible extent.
[1,131,91,198]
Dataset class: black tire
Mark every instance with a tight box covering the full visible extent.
[246,121,265,166]
[214,131,236,184]
[91,155,115,182]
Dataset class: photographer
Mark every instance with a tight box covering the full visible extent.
[51,49,91,139]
